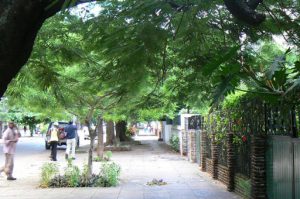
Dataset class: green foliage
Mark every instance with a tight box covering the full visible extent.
[93,151,113,162]
[236,177,251,198]
[96,162,121,187]
[40,162,59,188]
[170,133,180,152]
[105,151,113,161]
[5,1,300,128]
[41,161,121,188]
[65,160,81,187]
[93,156,102,162]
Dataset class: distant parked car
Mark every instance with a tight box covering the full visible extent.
[45,122,80,150]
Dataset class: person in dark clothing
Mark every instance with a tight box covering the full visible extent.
[49,123,59,161]
[64,121,77,160]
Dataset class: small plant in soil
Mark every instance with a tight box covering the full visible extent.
[147,178,167,186]
[93,151,113,162]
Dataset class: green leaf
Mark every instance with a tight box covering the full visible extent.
[265,55,286,80]
[202,45,240,76]
[294,61,300,72]
[45,0,60,10]
[285,77,300,95]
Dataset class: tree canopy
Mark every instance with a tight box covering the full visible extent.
[2,0,300,122]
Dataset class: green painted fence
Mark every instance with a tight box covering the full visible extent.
[294,139,300,199]
[267,136,300,199]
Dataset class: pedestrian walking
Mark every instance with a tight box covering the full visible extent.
[0,121,20,180]
[64,121,77,160]
[49,122,59,161]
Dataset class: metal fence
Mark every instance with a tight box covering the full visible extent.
[234,135,251,177]
[201,98,299,179]
[206,134,212,159]
[218,139,227,166]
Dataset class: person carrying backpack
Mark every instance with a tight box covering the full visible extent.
[49,122,59,161]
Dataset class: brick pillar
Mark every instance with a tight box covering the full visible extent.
[251,136,267,199]
[211,132,218,179]
[188,130,196,163]
[180,130,188,156]
[201,130,207,171]
[227,132,234,191]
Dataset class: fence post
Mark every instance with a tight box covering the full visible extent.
[180,130,188,156]
[201,130,207,171]
[251,135,267,199]
[227,132,234,191]
[212,132,219,179]
[188,130,197,163]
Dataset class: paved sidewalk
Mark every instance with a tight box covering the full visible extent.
[0,136,240,199]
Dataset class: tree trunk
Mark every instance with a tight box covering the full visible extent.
[158,121,164,141]
[0,0,91,97]
[96,116,104,159]
[0,121,3,139]
[115,120,127,142]
[85,108,96,178]
[88,133,95,177]
[87,124,97,177]
[106,121,115,145]
[0,1,51,97]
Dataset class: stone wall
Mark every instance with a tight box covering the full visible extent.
[199,129,267,198]
[217,164,229,186]
[180,130,188,156]
[206,158,213,176]
[201,131,207,171]
[250,136,266,199]
[188,130,196,163]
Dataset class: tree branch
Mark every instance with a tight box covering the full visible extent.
[224,0,265,25]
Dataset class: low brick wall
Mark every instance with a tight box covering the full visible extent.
[235,173,251,199]
[206,158,213,175]
[217,164,229,186]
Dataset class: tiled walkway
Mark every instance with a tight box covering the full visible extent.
[0,136,240,199]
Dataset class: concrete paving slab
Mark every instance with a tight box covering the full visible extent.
[0,136,240,199]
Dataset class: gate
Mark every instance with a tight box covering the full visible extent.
[267,136,300,199]
[294,139,300,199]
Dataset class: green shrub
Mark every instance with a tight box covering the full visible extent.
[170,133,180,152]
[97,162,121,187]
[93,151,113,162]
[40,162,59,188]
[41,160,121,188]
[105,151,113,161]
[93,156,102,162]
[49,175,68,187]
[65,159,81,187]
